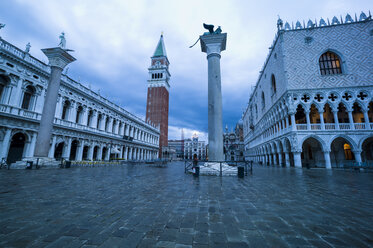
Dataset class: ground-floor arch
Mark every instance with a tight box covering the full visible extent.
[330,137,356,167]
[361,136,373,163]
[69,140,79,161]
[54,142,64,160]
[7,132,27,164]
[301,137,324,168]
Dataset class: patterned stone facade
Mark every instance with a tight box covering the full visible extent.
[243,12,373,169]
[0,37,160,165]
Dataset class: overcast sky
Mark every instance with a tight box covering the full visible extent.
[0,0,371,141]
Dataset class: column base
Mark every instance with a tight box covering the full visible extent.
[10,157,61,169]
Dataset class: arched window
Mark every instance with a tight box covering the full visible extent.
[21,85,35,110]
[319,51,342,75]
[261,92,265,110]
[0,75,9,103]
[105,117,110,132]
[61,100,70,120]
[76,105,83,123]
[152,74,154,79]
[87,110,93,126]
[112,120,116,133]
[271,74,276,95]
[97,113,102,129]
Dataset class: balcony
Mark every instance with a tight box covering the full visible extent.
[0,104,42,121]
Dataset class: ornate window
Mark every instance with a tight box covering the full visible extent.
[61,100,70,120]
[271,74,276,95]
[21,85,35,110]
[319,52,342,75]
[87,110,93,126]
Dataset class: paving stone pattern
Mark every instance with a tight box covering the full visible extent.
[0,162,373,247]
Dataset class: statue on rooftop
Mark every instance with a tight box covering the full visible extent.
[25,42,31,53]
[58,32,66,48]
[0,23,5,30]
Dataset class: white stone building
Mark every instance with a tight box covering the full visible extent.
[0,37,160,165]
[223,122,244,161]
[184,134,207,160]
[242,12,373,169]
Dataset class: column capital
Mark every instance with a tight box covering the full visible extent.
[41,47,76,69]
[200,33,227,57]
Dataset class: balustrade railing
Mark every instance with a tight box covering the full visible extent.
[339,123,351,130]
[310,124,321,130]
[354,123,366,130]
[0,104,41,120]
[296,124,307,130]
[325,124,336,130]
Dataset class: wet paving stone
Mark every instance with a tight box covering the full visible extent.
[0,162,373,247]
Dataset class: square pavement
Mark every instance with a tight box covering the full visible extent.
[0,162,372,247]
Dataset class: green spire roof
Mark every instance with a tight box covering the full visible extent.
[153,34,167,57]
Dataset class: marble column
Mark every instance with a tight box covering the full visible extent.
[48,136,57,158]
[34,47,75,158]
[77,140,84,161]
[200,33,227,161]
[363,111,370,129]
[332,110,340,130]
[284,152,290,167]
[293,152,302,168]
[35,88,46,113]
[323,151,331,169]
[88,143,94,161]
[305,111,311,130]
[0,129,12,160]
[348,111,355,130]
[98,146,103,160]
[319,111,325,130]
[353,150,362,165]
[62,137,72,160]
[27,132,37,157]
[291,113,296,131]
[278,153,283,166]
[10,77,23,107]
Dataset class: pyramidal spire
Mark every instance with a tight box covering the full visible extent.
[153,33,167,57]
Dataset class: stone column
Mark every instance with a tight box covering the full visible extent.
[124,147,128,160]
[77,140,84,161]
[98,146,103,160]
[55,95,62,118]
[88,142,94,161]
[34,47,75,158]
[305,111,311,130]
[35,88,46,113]
[91,111,97,128]
[348,111,355,130]
[284,152,290,167]
[10,77,23,107]
[323,151,331,169]
[81,107,88,126]
[353,150,362,165]
[319,111,325,130]
[290,113,296,131]
[332,110,340,130]
[62,137,72,160]
[27,132,37,157]
[285,115,289,129]
[0,129,12,160]
[48,136,57,158]
[293,152,302,168]
[278,153,283,166]
[200,33,227,161]
[363,110,370,129]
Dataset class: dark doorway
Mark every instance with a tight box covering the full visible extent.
[93,146,99,160]
[69,140,79,160]
[7,133,26,164]
[54,142,64,160]
[102,147,107,160]
[83,146,89,160]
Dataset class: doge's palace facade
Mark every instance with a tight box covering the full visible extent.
[243,12,373,169]
[0,37,160,165]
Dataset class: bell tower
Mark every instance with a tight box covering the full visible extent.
[146,34,170,158]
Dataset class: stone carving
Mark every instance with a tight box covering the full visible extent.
[0,23,5,30]
[25,42,31,53]
[203,23,222,35]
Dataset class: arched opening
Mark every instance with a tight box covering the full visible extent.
[323,103,335,123]
[272,143,278,165]
[295,105,306,124]
[301,137,324,168]
[330,137,355,168]
[54,142,64,160]
[82,146,89,160]
[21,85,35,110]
[361,137,373,163]
[271,74,276,95]
[102,147,107,160]
[7,133,27,164]
[337,103,349,123]
[0,75,9,103]
[61,100,70,120]
[76,105,83,124]
[105,117,110,132]
[69,140,79,161]
[319,51,342,75]
[87,109,93,127]
[278,142,284,167]
[352,102,364,123]
[93,146,99,160]
[261,92,265,110]
[309,104,320,124]
[368,102,373,122]
[112,120,116,133]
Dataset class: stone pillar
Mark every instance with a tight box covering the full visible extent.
[0,129,12,160]
[124,147,128,160]
[293,152,302,168]
[278,153,283,166]
[62,137,72,160]
[77,140,84,161]
[88,143,94,161]
[105,147,111,161]
[81,107,88,126]
[48,136,57,158]
[323,151,331,169]
[332,110,340,130]
[353,150,362,165]
[363,111,370,129]
[91,111,97,128]
[285,152,290,167]
[34,47,75,158]
[291,113,296,131]
[26,132,37,157]
[55,95,62,118]
[305,111,311,130]
[98,146,103,160]
[285,116,289,129]
[319,111,325,130]
[273,153,278,165]
[200,33,227,161]
[348,111,355,130]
